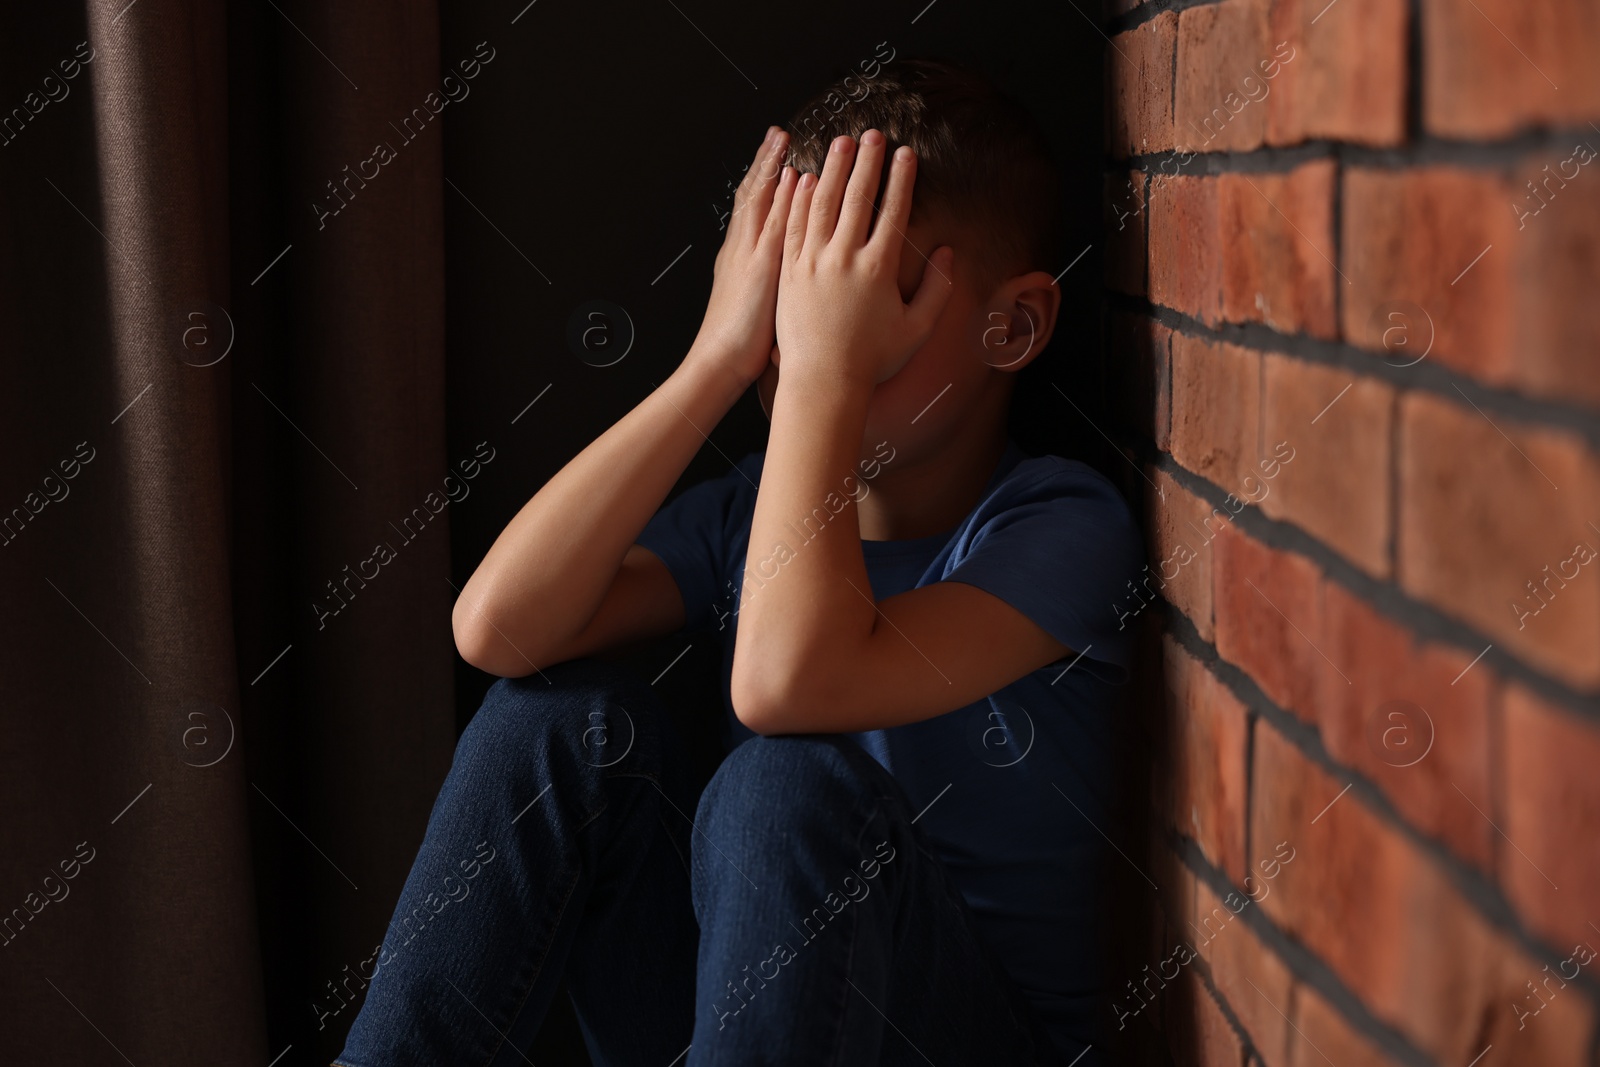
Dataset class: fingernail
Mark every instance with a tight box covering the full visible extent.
[862,129,884,146]
[832,135,853,153]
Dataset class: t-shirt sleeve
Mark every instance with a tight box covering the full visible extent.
[634,452,761,634]
[940,462,1143,684]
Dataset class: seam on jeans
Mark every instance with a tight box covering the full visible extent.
[473,799,609,1067]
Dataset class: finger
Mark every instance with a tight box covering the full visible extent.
[807,134,857,247]
[905,245,955,337]
[870,144,919,258]
[785,170,817,261]
[740,130,789,245]
[759,164,799,256]
[731,127,785,235]
[836,128,886,249]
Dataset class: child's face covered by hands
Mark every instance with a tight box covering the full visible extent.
[757,131,1009,462]
[771,131,957,389]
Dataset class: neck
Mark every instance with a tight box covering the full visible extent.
[856,399,1013,542]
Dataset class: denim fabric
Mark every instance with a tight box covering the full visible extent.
[333,656,1086,1067]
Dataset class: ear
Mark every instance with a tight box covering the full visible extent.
[979,270,1060,372]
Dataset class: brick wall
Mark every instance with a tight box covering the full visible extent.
[1099,1,1600,1064]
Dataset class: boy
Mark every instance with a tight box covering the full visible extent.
[335,58,1140,1067]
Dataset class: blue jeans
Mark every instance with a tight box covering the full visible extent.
[333,656,1075,1066]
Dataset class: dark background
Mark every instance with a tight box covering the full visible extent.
[0,1,1110,1063]
[438,1,1107,1059]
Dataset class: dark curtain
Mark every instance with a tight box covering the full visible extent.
[2,1,453,1062]
[1,1,1103,1064]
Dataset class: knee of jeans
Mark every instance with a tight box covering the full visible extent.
[695,734,883,841]
[461,657,663,776]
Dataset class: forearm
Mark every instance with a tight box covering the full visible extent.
[454,346,750,662]
[733,368,877,715]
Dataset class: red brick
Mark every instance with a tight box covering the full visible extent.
[1318,582,1495,870]
[1191,879,1293,1063]
[1343,168,1518,387]
[1213,526,1324,719]
[1422,0,1600,139]
[1514,149,1600,409]
[1345,160,1600,409]
[1151,322,1172,454]
[1168,970,1246,1067]
[1479,942,1598,1066]
[1266,0,1407,147]
[1251,721,1528,1063]
[1218,162,1337,338]
[1147,469,1220,640]
[1501,684,1600,949]
[1397,391,1600,690]
[1106,170,1148,297]
[1289,987,1404,1067]
[1159,637,1249,881]
[1168,333,1259,490]
[1150,175,1223,324]
[1108,12,1177,157]
[1174,0,1270,153]
[1259,355,1392,577]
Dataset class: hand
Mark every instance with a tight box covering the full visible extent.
[689,127,798,388]
[775,130,955,388]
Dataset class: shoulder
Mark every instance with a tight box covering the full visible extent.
[983,453,1139,536]
[941,451,1145,677]
[954,451,1145,582]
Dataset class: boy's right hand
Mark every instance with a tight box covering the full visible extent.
[690,126,798,389]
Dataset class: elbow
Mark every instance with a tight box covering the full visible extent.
[731,659,816,736]
[452,606,499,674]
[452,596,542,678]
[732,668,793,735]
[730,671,783,735]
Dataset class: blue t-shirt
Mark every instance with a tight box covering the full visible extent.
[635,436,1142,1056]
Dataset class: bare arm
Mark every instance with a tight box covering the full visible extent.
[453,128,798,677]
[733,133,1070,735]
[452,358,747,676]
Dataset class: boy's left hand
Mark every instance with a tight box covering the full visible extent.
[775,130,955,389]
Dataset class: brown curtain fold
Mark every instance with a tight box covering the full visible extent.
[1,1,453,1062]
